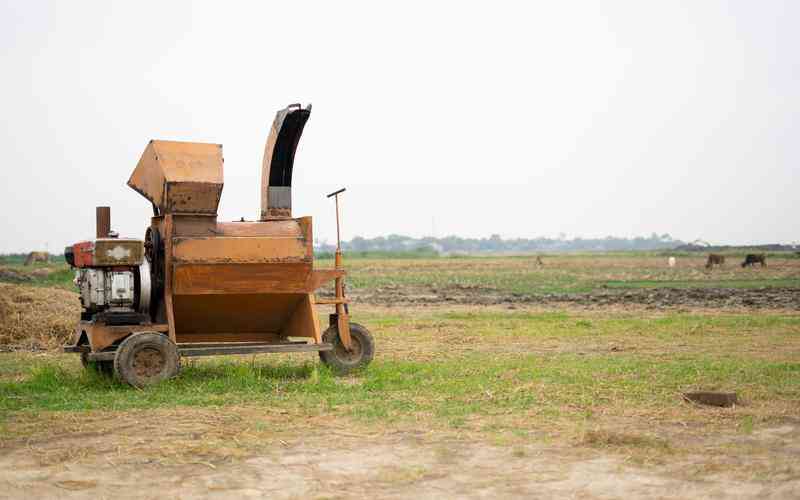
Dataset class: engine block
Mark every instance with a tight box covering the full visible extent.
[76,268,136,312]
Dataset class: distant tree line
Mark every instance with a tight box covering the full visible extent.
[315,233,684,254]
[673,243,799,253]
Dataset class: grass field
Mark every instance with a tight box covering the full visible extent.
[3,308,798,424]
[0,253,798,497]
[332,254,800,295]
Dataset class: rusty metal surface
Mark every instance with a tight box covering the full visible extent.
[283,294,322,343]
[93,239,144,266]
[71,239,144,267]
[308,269,346,290]
[129,140,224,215]
[87,341,333,361]
[179,342,331,357]
[171,214,217,236]
[164,181,222,214]
[96,206,110,238]
[172,236,309,264]
[171,214,309,265]
[172,292,305,335]
[74,321,169,352]
[216,219,302,237]
[172,263,313,295]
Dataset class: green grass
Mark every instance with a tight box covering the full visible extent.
[2,310,798,433]
[29,267,74,289]
[2,352,796,425]
[0,262,74,289]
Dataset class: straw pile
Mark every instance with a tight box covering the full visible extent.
[0,283,80,351]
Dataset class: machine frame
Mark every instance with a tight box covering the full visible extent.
[63,104,373,386]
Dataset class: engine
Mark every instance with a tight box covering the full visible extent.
[75,267,148,312]
[65,237,152,321]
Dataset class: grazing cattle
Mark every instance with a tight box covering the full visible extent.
[24,251,49,266]
[705,253,725,269]
[741,253,766,268]
[668,256,676,268]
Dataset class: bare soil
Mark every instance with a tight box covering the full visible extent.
[354,284,800,310]
[1,408,798,499]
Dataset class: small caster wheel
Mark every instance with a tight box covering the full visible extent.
[319,323,375,374]
[114,332,181,387]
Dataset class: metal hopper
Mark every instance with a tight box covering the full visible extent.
[128,140,224,215]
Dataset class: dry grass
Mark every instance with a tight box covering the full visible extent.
[0,283,80,351]
[581,429,671,451]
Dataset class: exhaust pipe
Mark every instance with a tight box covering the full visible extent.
[96,206,110,238]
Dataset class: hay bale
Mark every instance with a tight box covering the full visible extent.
[0,283,80,351]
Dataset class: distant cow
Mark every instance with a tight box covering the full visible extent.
[24,251,49,266]
[705,254,725,269]
[668,256,676,268]
[536,256,544,267]
[741,254,766,268]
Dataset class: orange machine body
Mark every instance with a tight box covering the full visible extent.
[73,104,346,352]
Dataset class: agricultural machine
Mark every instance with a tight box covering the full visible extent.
[63,104,374,387]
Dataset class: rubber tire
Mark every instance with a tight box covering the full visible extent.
[113,332,181,388]
[80,352,114,376]
[319,322,375,374]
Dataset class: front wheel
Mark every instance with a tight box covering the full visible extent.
[114,332,181,387]
[319,322,375,374]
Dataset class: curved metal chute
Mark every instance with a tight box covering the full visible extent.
[260,104,311,219]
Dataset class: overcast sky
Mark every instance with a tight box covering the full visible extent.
[1,1,797,253]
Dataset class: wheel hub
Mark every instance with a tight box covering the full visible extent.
[335,335,362,362]
[133,347,165,378]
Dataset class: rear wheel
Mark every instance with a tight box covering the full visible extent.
[319,322,375,374]
[114,332,180,387]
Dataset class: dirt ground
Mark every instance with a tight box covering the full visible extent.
[1,408,798,499]
[352,284,800,310]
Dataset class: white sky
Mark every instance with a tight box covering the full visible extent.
[1,0,798,253]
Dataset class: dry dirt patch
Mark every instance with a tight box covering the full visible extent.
[355,284,800,310]
[0,408,798,499]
